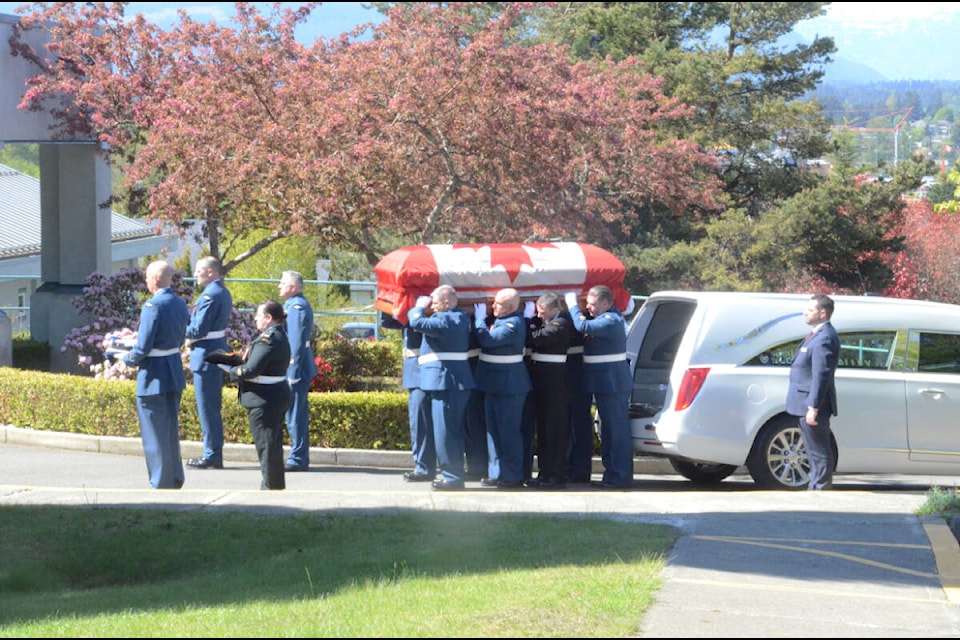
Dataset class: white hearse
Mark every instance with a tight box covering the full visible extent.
[625,291,960,489]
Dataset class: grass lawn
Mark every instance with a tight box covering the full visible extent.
[0,506,678,637]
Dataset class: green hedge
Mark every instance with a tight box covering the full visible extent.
[0,369,410,450]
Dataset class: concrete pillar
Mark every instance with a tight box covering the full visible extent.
[30,143,112,374]
[0,310,11,367]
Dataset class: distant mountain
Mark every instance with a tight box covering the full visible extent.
[795,9,960,83]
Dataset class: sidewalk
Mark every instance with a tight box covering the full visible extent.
[3,424,960,637]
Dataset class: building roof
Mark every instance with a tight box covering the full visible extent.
[0,163,160,260]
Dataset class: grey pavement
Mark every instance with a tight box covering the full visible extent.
[2,424,960,637]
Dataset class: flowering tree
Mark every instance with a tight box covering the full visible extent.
[10,2,722,268]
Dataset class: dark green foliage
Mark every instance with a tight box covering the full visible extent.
[11,335,50,371]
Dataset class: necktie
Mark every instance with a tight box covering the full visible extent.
[805,331,813,341]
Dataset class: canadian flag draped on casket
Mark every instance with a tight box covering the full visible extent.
[374,242,631,324]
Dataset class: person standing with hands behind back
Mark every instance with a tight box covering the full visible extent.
[278,271,319,472]
[208,301,291,490]
[123,260,189,489]
[185,257,232,470]
[786,294,840,491]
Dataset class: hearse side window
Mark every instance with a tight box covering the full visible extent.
[744,331,897,370]
[636,301,696,367]
[916,333,960,374]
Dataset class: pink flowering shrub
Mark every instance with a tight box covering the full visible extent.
[310,356,338,392]
[61,266,257,380]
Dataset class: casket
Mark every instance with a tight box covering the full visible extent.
[374,242,631,324]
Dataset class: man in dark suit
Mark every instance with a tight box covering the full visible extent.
[786,294,840,491]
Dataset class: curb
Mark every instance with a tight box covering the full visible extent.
[0,424,675,475]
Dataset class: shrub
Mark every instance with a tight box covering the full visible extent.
[12,334,50,371]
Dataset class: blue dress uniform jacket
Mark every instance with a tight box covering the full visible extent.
[474,310,531,484]
[283,293,319,469]
[123,286,189,489]
[570,303,633,486]
[229,324,292,490]
[564,311,594,481]
[185,278,232,465]
[408,304,475,483]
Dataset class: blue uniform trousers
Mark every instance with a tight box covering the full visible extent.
[285,377,312,469]
[194,366,226,464]
[484,392,528,484]
[428,388,469,483]
[136,392,185,489]
[408,387,436,476]
[595,391,633,486]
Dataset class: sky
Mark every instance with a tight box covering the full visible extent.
[2,2,960,43]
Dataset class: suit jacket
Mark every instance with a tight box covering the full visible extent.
[124,286,189,397]
[786,322,840,417]
[185,278,232,373]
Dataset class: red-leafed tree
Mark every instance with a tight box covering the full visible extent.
[890,198,960,304]
[10,2,722,268]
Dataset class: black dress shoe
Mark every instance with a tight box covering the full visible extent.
[431,479,465,491]
[480,477,499,487]
[284,464,307,472]
[568,475,592,485]
[537,478,566,490]
[187,457,223,469]
[464,472,484,482]
[496,480,525,490]
[403,470,434,482]
[524,477,539,487]
[592,480,631,490]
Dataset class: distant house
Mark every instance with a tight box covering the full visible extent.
[0,163,177,331]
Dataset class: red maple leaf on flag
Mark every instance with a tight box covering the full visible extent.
[453,243,558,283]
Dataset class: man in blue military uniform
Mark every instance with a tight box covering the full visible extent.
[185,257,233,469]
[123,260,190,489]
[408,284,475,491]
[473,287,532,489]
[565,285,633,489]
[383,313,436,482]
[278,270,319,471]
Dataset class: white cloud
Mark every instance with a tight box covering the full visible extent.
[821,2,959,28]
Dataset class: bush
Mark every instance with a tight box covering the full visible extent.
[312,332,402,392]
[0,368,409,450]
[12,334,50,371]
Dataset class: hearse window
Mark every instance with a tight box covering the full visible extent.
[916,333,960,374]
[744,331,897,370]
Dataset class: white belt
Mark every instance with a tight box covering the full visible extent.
[567,345,584,355]
[147,347,180,357]
[532,353,567,363]
[248,375,287,384]
[402,348,421,358]
[468,348,481,358]
[479,353,524,364]
[192,330,226,342]
[418,352,470,364]
[583,353,627,364]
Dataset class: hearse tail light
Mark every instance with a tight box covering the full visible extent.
[675,367,710,410]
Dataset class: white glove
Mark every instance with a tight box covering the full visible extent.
[564,291,578,309]
[523,301,536,319]
[624,297,636,315]
[217,363,232,373]
[415,295,432,309]
[474,302,487,319]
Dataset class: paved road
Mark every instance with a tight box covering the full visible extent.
[2,427,960,637]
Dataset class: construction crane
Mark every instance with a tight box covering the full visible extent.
[828,107,914,167]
